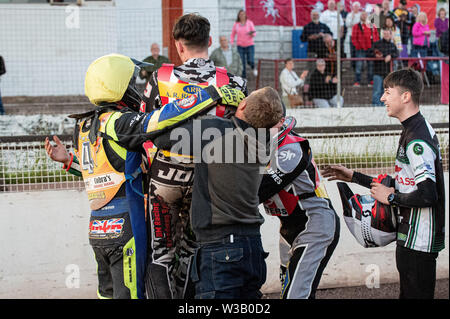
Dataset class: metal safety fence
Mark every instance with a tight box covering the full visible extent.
[1,123,448,193]
[256,57,449,107]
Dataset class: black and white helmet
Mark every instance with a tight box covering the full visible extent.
[337,175,398,248]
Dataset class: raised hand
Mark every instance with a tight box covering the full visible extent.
[44,135,71,166]
[321,164,354,182]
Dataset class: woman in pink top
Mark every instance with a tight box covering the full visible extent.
[411,12,431,58]
[230,10,257,78]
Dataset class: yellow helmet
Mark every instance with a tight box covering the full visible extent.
[84,53,151,110]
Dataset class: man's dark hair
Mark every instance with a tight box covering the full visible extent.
[383,68,423,106]
[172,13,210,50]
[284,58,293,64]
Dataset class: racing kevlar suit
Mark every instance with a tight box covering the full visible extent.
[140,58,247,299]
[258,117,340,299]
[63,85,226,299]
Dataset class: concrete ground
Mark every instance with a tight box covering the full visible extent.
[263,278,449,299]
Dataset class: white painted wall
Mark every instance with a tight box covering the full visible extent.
[0,0,162,97]
[0,174,448,298]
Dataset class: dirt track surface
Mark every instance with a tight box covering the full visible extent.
[263,278,449,299]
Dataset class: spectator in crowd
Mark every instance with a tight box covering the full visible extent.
[384,16,403,50]
[352,11,379,87]
[435,8,449,40]
[309,59,343,108]
[337,2,348,57]
[230,9,257,78]
[279,58,308,108]
[394,0,409,20]
[397,9,413,60]
[140,43,171,82]
[210,35,243,76]
[300,10,332,58]
[320,0,344,42]
[412,12,431,58]
[0,55,5,115]
[378,0,398,33]
[322,34,337,76]
[410,3,420,24]
[369,29,399,105]
[346,1,362,70]
[384,16,403,70]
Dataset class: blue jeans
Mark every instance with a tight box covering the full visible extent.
[372,74,384,106]
[411,45,428,58]
[237,45,255,78]
[190,234,268,299]
[355,50,373,84]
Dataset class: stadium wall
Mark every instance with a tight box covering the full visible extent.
[0,176,448,298]
[0,1,448,97]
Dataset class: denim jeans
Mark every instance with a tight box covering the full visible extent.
[237,45,255,78]
[411,45,428,58]
[190,234,268,299]
[355,50,373,84]
[372,74,384,106]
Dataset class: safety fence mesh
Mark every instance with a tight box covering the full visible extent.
[1,124,448,192]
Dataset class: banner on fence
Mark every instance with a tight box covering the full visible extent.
[245,0,294,26]
[246,0,385,27]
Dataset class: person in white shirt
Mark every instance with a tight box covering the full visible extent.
[320,0,344,41]
[280,58,308,108]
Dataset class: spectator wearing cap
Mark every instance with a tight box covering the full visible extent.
[352,11,379,87]
[412,12,431,58]
[394,0,409,20]
[309,59,343,108]
[369,29,399,106]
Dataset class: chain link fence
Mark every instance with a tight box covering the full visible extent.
[1,124,448,192]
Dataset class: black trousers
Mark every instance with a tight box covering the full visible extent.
[396,244,438,299]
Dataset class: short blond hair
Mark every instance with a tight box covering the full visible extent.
[243,87,284,128]
[418,12,428,24]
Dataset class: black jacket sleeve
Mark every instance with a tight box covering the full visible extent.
[392,179,438,208]
[351,171,374,189]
